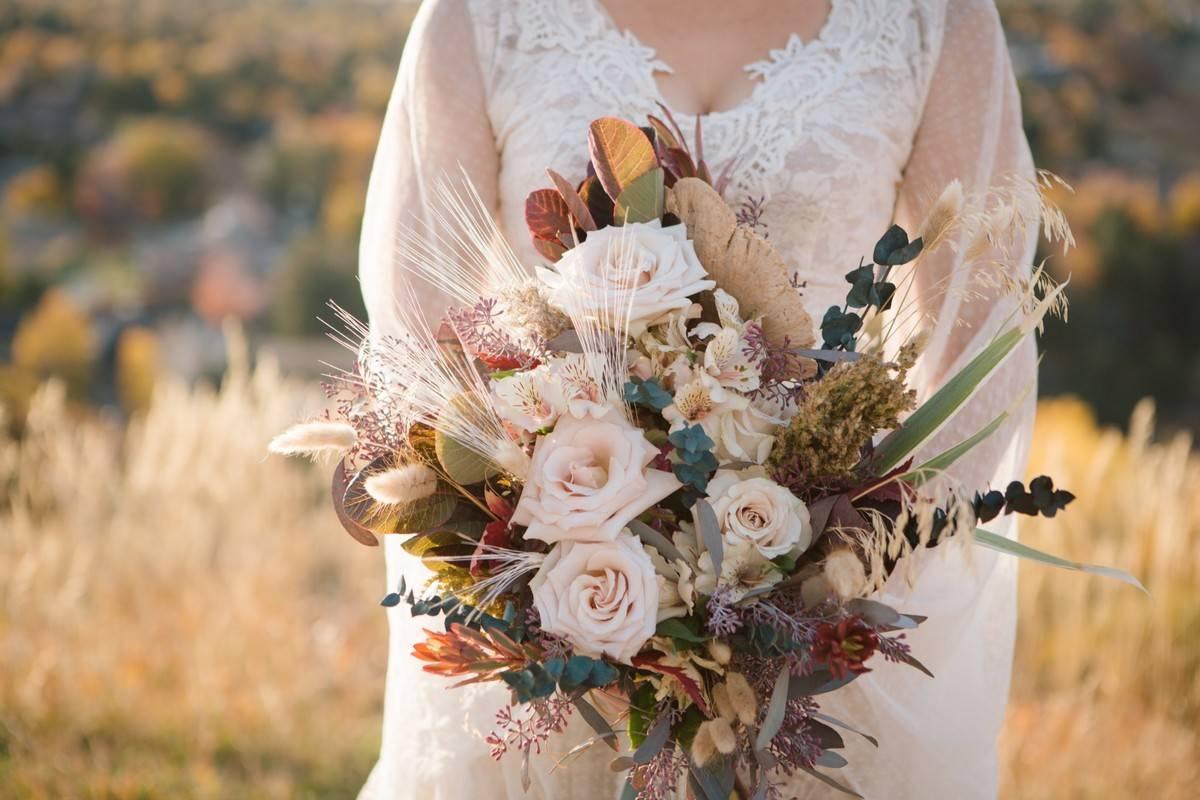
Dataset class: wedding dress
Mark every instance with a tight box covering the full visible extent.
[357,1,1037,797]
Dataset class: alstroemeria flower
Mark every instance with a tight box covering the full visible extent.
[512,412,680,544]
[491,365,565,433]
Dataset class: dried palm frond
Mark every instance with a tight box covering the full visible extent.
[666,177,814,348]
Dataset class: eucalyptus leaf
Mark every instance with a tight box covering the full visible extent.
[632,715,672,764]
[619,779,639,800]
[815,749,849,769]
[694,499,723,578]
[755,668,790,751]
[811,712,879,748]
[629,519,686,564]
[573,696,619,751]
[974,528,1146,591]
[788,668,859,698]
[844,598,903,628]
[797,766,863,798]
[807,720,846,750]
[688,762,736,800]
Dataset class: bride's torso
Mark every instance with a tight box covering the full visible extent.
[468,0,948,318]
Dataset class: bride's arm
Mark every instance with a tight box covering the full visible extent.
[359,0,500,339]
[892,0,1039,495]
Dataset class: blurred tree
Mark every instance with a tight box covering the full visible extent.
[3,164,67,218]
[1040,198,1200,431]
[270,233,364,337]
[9,288,94,401]
[115,325,160,415]
[75,118,214,228]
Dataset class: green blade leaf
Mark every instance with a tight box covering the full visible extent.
[614,167,665,224]
[905,407,1009,486]
[973,528,1146,592]
[872,327,1023,473]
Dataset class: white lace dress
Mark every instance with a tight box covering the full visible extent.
[357,1,1037,797]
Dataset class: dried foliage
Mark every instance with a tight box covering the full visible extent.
[769,345,919,493]
[667,177,815,348]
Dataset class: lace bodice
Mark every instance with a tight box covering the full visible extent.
[473,0,943,314]
[358,2,1037,798]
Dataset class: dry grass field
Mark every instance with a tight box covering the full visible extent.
[0,339,1195,798]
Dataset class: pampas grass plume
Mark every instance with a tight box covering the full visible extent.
[824,548,868,599]
[268,421,357,458]
[724,672,758,727]
[364,463,438,505]
[919,179,964,254]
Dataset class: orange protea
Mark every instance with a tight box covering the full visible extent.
[412,623,542,686]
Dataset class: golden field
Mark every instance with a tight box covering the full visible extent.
[0,340,1196,799]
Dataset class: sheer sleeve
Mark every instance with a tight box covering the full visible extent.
[358,0,500,340]
[892,0,1039,498]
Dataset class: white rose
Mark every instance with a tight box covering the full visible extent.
[530,531,659,663]
[707,470,812,559]
[513,412,680,544]
[539,221,715,336]
[710,399,785,464]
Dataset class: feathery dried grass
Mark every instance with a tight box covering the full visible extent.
[0,336,384,798]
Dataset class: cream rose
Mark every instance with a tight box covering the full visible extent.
[710,399,785,465]
[707,470,812,559]
[539,221,715,336]
[530,531,659,663]
[513,412,680,544]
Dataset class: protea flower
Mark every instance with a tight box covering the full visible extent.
[811,617,879,679]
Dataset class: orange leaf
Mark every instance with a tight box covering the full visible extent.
[588,117,657,202]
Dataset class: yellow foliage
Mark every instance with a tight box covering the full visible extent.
[3,164,66,217]
[320,179,366,239]
[1168,172,1200,233]
[0,349,382,797]
[115,326,161,416]
[10,289,94,399]
[1001,397,1200,799]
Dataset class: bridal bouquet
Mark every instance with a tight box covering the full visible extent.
[271,114,1138,798]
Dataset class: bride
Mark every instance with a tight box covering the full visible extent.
[357,1,1036,797]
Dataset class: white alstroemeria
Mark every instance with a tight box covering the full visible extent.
[643,544,698,622]
[693,289,748,340]
[490,365,565,433]
[694,539,782,601]
[702,327,761,393]
[662,370,749,433]
[636,304,701,384]
[710,398,785,464]
[547,353,610,420]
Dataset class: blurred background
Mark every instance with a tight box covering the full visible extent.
[0,0,1196,797]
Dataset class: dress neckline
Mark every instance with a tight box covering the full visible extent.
[584,0,846,120]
